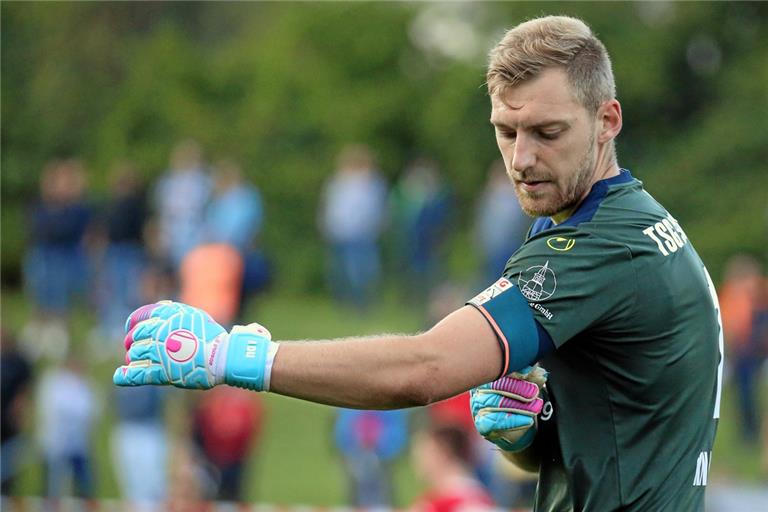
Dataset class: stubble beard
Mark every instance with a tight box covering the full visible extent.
[515,135,597,218]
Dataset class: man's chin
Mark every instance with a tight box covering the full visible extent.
[518,197,561,218]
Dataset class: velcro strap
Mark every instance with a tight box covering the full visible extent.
[224,329,277,391]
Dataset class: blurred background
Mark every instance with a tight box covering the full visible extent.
[1,1,766,511]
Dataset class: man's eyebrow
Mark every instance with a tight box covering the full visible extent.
[490,118,571,130]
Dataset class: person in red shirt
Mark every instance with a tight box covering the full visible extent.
[192,386,263,501]
[411,423,495,512]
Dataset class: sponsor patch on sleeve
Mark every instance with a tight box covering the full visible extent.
[468,277,514,307]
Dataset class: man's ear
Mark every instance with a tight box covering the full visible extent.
[597,99,622,143]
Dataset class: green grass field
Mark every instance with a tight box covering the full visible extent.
[2,288,765,505]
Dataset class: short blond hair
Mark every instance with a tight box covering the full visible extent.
[487,16,615,112]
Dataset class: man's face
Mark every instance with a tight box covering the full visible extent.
[490,67,599,220]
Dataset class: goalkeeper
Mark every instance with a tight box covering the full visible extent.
[114,16,722,512]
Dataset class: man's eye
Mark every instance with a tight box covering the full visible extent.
[501,130,517,140]
[539,131,560,140]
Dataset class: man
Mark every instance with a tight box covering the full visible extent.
[114,16,722,511]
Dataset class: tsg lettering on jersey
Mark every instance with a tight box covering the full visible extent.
[642,214,689,256]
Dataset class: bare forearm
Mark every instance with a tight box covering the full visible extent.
[269,334,436,409]
[268,307,502,409]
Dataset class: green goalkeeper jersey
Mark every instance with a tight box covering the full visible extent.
[477,170,722,511]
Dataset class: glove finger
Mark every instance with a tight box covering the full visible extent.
[472,389,534,416]
[499,396,544,415]
[490,377,539,401]
[124,300,201,333]
[474,410,534,436]
[113,363,169,386]
[125,302,169,333]
[472,387,535,413]
[124,318,164,350]
[489,427,537,453]
[127,341,162,365]
[158,309,226,345]
[471,389,499,416]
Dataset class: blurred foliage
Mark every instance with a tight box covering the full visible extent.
[2,2,767,288]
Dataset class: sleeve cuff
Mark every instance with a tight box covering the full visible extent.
[467,279,550,377]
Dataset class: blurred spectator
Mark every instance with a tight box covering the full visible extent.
[203,159,264,255]
[719,254,768,444]
[389,157,452,303]
[474,159,529,284]
[167,439,215,512]
[334,408,409,507]
[192,386,264,502]
[140,221,179,306]
[1,330,33,494]
[427,387,534,507]
[319,145,388,309]
[21,159,92,362]
[90,161,149,350]
[111,386,168,510]
[153,139,212,269]
[410,423,495,512]
[424,282,535,508]
[203,159,271,309]
[37,356,98,499]
[179,244,244,328]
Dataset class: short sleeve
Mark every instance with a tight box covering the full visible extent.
[504,232,636,348]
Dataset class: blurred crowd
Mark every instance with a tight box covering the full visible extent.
[2,140,766,510]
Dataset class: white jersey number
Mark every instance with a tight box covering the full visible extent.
[703,267,724,419]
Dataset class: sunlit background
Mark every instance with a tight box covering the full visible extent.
[1,2,766,511]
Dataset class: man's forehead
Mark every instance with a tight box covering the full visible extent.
[490,95,582,128]
[490,98,577,127]
[489,68,582,124]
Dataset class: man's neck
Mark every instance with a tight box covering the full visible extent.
[551,161,620,225]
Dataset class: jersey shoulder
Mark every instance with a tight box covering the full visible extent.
[505,170,696,346]
[524,169,689,261]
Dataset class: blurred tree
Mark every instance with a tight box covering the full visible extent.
[2,2,766,288]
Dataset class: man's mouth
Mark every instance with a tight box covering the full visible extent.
[517,180,550,192]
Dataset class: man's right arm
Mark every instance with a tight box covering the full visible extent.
[268,305,504,409]
[114,301,510,409]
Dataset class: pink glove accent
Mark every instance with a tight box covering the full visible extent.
[498,395,544,415]
[491,376,539,399]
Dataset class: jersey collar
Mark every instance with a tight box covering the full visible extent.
[530,169,635,236]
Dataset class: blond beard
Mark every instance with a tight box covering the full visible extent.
[515,135,597,218]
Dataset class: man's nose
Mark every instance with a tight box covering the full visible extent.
[511,134,536,173]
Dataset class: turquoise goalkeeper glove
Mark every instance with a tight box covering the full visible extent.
[470,365,547,452]
[113,301,279,391]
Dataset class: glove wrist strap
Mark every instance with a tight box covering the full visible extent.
[223,327,280,391]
